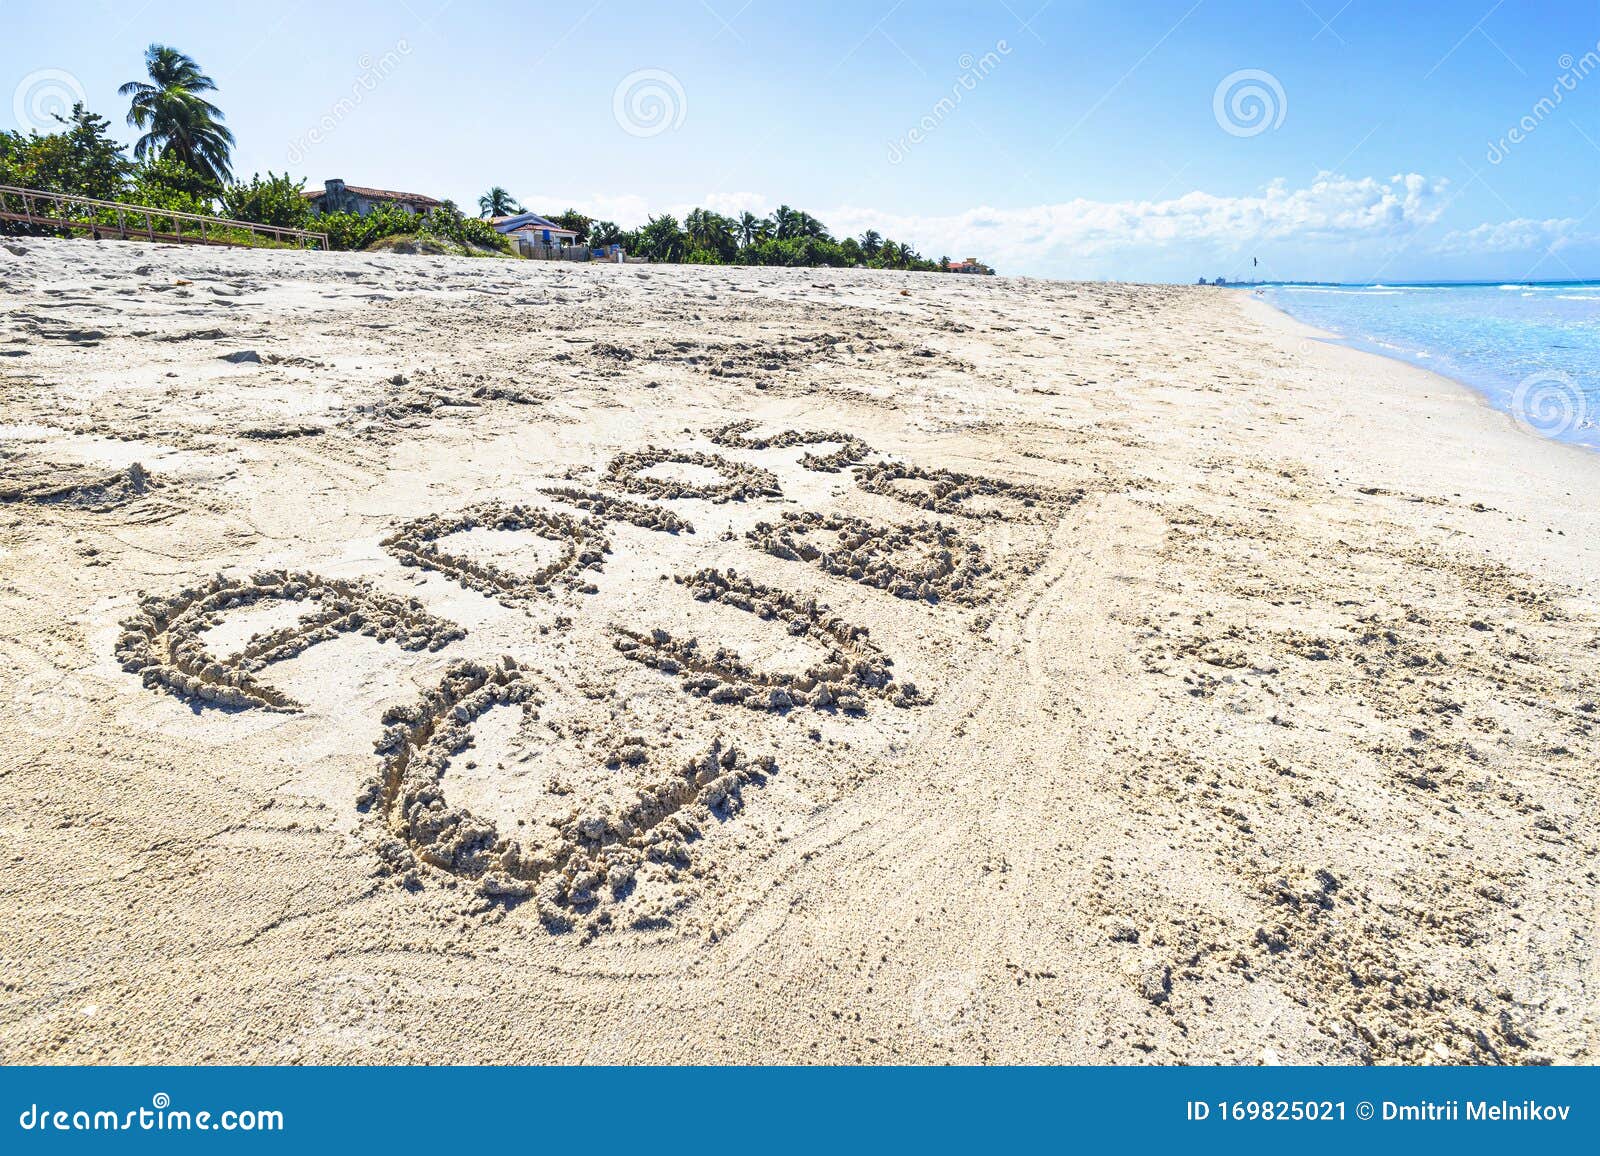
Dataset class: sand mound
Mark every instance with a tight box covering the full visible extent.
[748,511,992,603]
[363,657,775,931]
[381,500,607,606]
[854,460,1079,519]
[705,419,871,472]
[115,570,463,711]
[0,458,156,511]
[613,568,923,713]
[604,447,781,503]
[540,486,694,534]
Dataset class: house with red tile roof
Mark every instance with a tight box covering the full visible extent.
[304,179,443,217]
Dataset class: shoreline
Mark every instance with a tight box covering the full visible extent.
[1,239,1596,1065]
[1231,287,1600,586]
[1242,285,1600,457]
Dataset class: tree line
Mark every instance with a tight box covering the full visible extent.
[1,45,958,269]
[479,186,948,270]
[0,45,508,253]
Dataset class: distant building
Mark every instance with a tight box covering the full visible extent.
[949,256,995,275]
[489,212,581,247]
[305,179,443,217]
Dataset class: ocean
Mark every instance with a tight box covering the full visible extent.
[1255,282,1600,452]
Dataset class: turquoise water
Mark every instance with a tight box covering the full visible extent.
[1255,282,1600,451]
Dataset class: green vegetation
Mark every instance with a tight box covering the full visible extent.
[118,45,235,188]
[465,192,947,270]
[306,200,512,255]
[218,172,314,229]
[608,203,946,271]
[0,105,129,205]
[547,209,593,244]
[477,186,520,217]
[420,202,513,254]
[2,45,954,269]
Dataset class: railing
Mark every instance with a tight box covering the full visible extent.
[0,185,330,251]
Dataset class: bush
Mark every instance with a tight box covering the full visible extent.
[0,104,129,235]
[305,204,412,250]
[301,202,512,254]
[126,157,216,214]
[418,202,511,254]
[220,172,311,229]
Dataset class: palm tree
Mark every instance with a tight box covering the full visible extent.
[478,187,520,217]
[119,45,234,186]
[737,211,763,249]
[859,230,883,257]
[795,210,828,239]
[772,204,799,240]
[684,208,736,259]
[549,208,591,242]
[637,214,688,262]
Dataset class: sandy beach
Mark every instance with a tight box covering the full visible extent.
[1,237,1595,1065]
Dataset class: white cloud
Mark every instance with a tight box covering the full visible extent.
[822,172,1450,272]
[699,191,771,218]
[514,191,772,228]
[1432,217,1588,255]
[519,192,653,225]
[530,174,1600,278]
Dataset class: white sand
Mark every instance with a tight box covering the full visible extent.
[0,238,1596,1064]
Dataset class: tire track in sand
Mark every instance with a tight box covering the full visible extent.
[682,495,1168,1059]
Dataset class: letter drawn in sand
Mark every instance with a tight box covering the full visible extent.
[116,570,463,711]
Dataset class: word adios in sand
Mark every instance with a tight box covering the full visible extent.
[113,428,1063,929]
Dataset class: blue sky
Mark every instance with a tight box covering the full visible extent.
[7,0,1600,281]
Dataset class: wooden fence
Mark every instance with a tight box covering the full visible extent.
[0,185,330,251]
[514,238,594,261]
